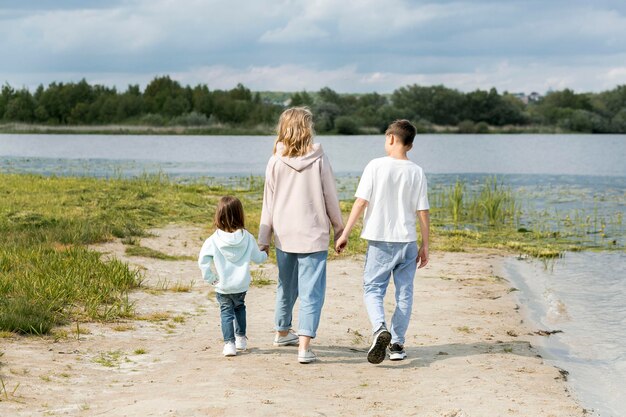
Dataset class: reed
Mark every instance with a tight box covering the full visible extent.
[448,179,465,224]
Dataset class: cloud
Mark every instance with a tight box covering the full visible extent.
[0,0,625,92]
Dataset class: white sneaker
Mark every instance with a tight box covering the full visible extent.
[235,335,247,351]
[223,341,237,357]
[298,348,317,364]
[273,331,299,346]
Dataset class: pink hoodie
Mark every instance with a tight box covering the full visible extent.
[259,142,344,253]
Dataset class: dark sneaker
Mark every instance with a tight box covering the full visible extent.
[367,328,391,364]
[389,343,407,361]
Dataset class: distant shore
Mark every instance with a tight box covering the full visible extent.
[0,122,574,136]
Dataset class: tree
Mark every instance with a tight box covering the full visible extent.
[192,85,214,116]
[144,76,188,114]
[290,91,314,107]
[229,83,252,101]
[334,116,360,134]
[312,101,341,132]
[392,84,465,125]
[612,109,626,133]
[4,89,36,122]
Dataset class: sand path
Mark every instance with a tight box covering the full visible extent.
[0,225,584,416]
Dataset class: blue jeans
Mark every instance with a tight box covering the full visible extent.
[216,291,247,343]
[363,241,418,345]
[275,249,327,338]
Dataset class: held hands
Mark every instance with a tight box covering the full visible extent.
[335,233,348,254]
[417,246,429,269]
[259,244,270,255]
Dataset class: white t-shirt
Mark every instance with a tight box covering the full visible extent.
[355,157,429,242]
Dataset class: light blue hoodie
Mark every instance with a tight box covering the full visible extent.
[198,229,268,294]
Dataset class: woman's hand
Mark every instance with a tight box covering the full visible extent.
[259,244,270,255]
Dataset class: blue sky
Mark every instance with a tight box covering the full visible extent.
[1,0,625,93]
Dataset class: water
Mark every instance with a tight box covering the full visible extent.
[1,133,625,177]
[2,133,626,414]
[505,253,626,417]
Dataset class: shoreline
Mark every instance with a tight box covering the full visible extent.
[0,226,586,416]
[0,123,586,136]
[502,252,625,417]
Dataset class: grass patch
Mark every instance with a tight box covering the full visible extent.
[133,348,147,355]
[348,329,364,346]
[0,246,140,334]
[146,279,194,293]
[125,244,193,261]
[170,281,194,292]
[93,350,127,368]
[172,315,186,324]
[136,311,171,322]
[113,324,135,332]
[250,269,274,287]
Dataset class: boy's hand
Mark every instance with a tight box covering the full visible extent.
[335,234,348,254]
[259,244,270,255]
[417,246,429,269]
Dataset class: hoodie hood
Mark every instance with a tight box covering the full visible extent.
[275,142,324,172]
[214,229,250,263]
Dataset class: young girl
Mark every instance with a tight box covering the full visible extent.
[198,196,268,357]
[258,107,344,364]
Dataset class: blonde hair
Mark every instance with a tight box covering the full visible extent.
[273,107,315,157]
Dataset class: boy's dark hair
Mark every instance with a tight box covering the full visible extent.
[385,119,417,147]
[214,196,245,232]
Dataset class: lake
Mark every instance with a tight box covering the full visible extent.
[1,133,626,416]
[0,133,625,177]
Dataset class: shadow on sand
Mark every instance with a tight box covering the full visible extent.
[247,340,537,368]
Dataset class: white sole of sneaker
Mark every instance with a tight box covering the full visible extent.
[389,352,407,361]
[273,339,299,347]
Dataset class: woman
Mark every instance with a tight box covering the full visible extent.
[258,107,344,364]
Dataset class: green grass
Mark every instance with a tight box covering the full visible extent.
[0,173,263,334]
[250,269,274,287]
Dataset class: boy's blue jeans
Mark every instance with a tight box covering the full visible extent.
[275,249,327,338]
[216,291,246,343]
[363,240,418,345]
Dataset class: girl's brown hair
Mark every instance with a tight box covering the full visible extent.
[273,106,315,157]
[214,196,245,232]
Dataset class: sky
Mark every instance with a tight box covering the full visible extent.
[1,0,625,94]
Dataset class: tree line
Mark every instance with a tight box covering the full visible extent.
[1,76,625,133]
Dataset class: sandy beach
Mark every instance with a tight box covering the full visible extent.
[0,225,585,417]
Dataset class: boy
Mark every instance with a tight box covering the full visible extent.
[336,119,430,364]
